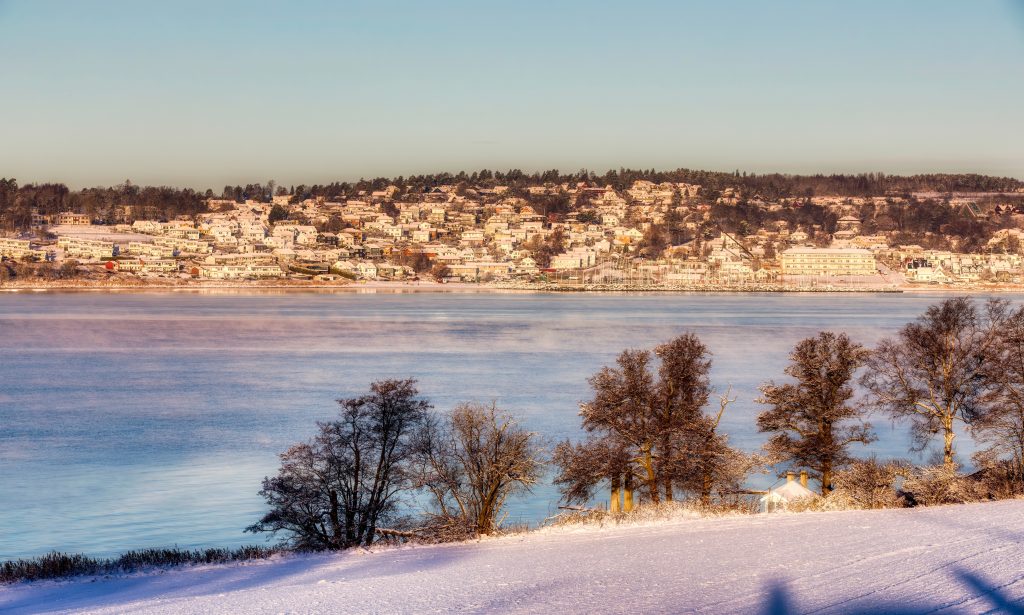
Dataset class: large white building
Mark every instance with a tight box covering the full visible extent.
[781,247,877,277]
[57,237,115,260]
[0,237,49,260]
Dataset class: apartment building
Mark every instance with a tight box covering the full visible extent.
[57,237,115,260]
[780,247,877,277]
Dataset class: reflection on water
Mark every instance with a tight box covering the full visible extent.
[0,291,1016,558]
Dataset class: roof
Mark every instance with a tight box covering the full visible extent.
[771,480,818,501]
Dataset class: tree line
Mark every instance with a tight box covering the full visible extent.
[0,179,208,231]
[3,169,1021,232]
[294,169,1024,201]
[248,297,1024,551]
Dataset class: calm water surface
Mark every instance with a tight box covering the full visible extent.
[0,290,1015,558]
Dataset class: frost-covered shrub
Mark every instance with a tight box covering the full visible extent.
[546,499,756,530]
[968,452,1024,500]
[827,457,909,510]
[0,546,281,584]
[901,465,985,506]
[779,496,827,513]
[546,508,610,529]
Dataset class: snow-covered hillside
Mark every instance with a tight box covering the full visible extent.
[4,500,1024,614]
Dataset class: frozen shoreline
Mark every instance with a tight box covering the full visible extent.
[4,278,1024,294]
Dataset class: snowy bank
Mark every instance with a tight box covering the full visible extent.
[3,500,1024,614]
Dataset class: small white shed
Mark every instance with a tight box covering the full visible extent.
[760,471,818,513]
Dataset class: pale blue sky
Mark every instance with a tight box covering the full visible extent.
[1,0,1022,189]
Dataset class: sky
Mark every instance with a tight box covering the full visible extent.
[1,0,1022,189]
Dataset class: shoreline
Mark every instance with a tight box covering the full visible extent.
[3,278,1024,294]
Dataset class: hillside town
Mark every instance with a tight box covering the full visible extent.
[3,178,1024,290]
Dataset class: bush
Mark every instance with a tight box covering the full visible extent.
[969,453,1024,500]
[828,457,910,510]
[0,545,280,584]
[0,259,81,281]
[546,499,758,530]
[59,259,80,278]
[782,495,828,513]
[901,465,986,506]
[430,263,450,280]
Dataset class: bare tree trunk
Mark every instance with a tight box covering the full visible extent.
[329,489,342,548]
[623,472,635,512]
[610,474,621,513]
[701,466,712,506]
[660,437,673,502]
[479,488,498,535]
[344,509,357,547]
[642,447,660,504]
[943,415,956,470]
[698,435,717,506]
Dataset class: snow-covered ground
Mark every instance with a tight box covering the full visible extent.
[4,500,1024,614]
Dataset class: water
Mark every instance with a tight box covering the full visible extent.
[0,289,1013,559]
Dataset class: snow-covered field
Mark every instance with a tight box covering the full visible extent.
[4,500,1024,614]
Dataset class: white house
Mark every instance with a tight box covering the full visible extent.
[760,471,818,513]
[356,261,378,279]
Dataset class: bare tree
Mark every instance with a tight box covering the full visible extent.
[581,348,661,501]
[566,333,750,507]
[652,334,712,501]
[553,434,635,512]
[412,402,543,537]
[247,379,431,549]
[974,305,1024,492]
[861,297,1007,470]
[758,332,874,494]
[691,387,756,505]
